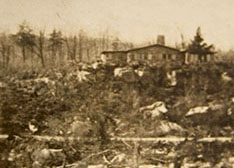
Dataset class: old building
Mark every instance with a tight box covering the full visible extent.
[101,43,185,65]
[184,52,215,64]
[126,44,184,64]
[101,50,127,64]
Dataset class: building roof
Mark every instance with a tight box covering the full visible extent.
[186,50,216,55]
[101,44,181,54]
[101,50,127,54]
[127,44,181,52]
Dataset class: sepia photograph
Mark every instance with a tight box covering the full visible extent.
[0,0,234,167]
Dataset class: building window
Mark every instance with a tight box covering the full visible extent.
[168,54,172,60]
[187,54,191,62]
[172,55,176,60]
[137,53,140,59]
[148,53,153,60]
[163,54,167,60]
[139,53,142,59]
[129,54,132,60]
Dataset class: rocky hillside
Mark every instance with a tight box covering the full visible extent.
[1,61,234,167]
[1,61,234,137]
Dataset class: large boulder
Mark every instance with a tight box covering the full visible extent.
[185,106,209,117]
[0,82,7,88]
[70,119,93,137]
[139,101,168,119]
[154,120,185,136]
[185,103,231,134]
[221,72,232,82]
[76,70,91,82]
[181,159,212,168]
[114,67,137,83]
[114,67,130,77]
[166,70,177,86]
[32,148,65,167]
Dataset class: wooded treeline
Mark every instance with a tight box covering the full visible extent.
[0,21,134,70]
[1,22,233,71]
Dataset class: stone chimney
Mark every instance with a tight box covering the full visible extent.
[157,35,165,45]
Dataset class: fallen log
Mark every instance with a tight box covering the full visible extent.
[1,134,234,143]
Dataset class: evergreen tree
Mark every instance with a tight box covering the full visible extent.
[15,21,36,62]
[49,29,63,63]
[188,27,214,62]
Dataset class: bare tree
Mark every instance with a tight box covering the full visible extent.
[0,34,11,69]
[64,36,72,61]
[65,35,77,61]
[102,34,106,51]
[72,36,77,60]
[34,31,46,67]
[78,30,84,62]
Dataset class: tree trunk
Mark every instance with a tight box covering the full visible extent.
[65,39,72,60]
[40,49,45,67]
[39,32,45,67]
[30,46,34,70]
[78,33,83,62]
[51,46,56,65]
[22,46,26,63]
[87,49,90,63]
[0,43,6,68]
[73,36,77,61]
[6,46,10,69]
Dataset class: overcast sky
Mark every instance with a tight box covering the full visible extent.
[0,0,234,50]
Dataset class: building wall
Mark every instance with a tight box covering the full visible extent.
[101,46,185,65]
[127,46,184,64]
[185,53,215,64]
[206,54,215,62]
[185,53,199,64]
[102,52,127,64]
